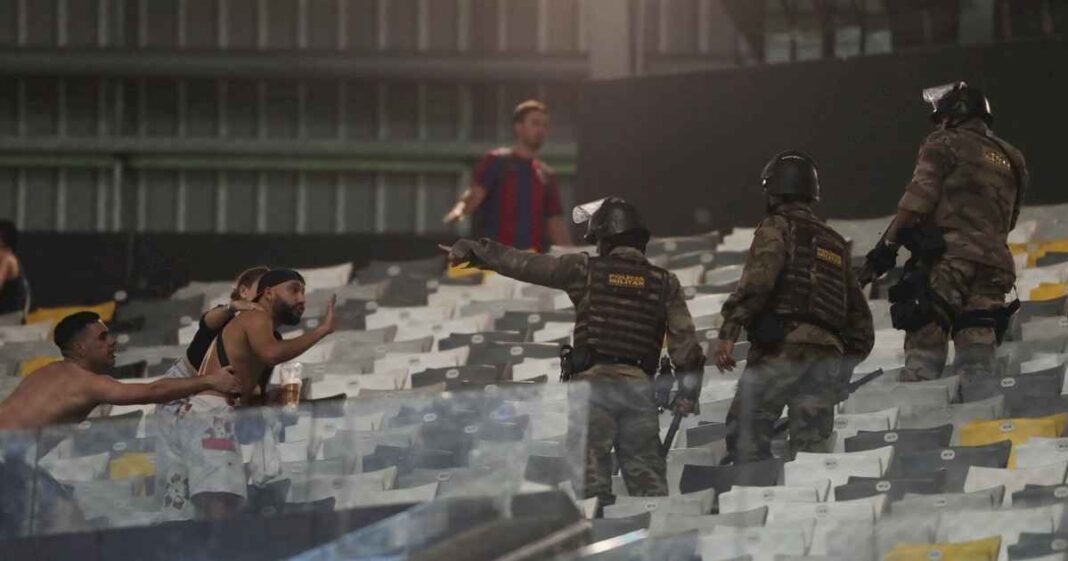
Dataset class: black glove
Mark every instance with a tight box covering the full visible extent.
[448,239,484,267]
[864,241,899,278]
[653,370,675,409]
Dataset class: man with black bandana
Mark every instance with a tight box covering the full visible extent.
[155,269,335,520]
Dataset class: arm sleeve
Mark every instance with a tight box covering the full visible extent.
[185,310,223,370]
[664,275,706,372]
[1010,151,1029,230]
[471,239,586,290]
[842,265,875,360]
[473,153,500,192]
[898,134,955,215]
[718,218,788,342]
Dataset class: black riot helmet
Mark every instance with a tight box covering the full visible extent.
[924,81,992,126]
[574,197,651,246]
[761,151,820,202]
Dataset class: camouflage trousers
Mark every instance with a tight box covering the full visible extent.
[566,365,667,507]
[726,343,842,463]
[902,258,1014,382]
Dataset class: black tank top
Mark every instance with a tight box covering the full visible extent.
[0,274,28,315]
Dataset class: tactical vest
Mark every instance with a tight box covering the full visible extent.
[932,127,1021,272]
[769,215,850,338]
[573,255,669,375]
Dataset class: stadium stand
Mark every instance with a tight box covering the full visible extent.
[5,203,1068,560]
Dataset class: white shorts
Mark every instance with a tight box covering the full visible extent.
[155,394,246,520]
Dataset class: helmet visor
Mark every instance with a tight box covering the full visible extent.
[922,81,965,108]
[572,198,608,225]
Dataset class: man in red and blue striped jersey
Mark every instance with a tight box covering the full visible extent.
[443,100,573,251]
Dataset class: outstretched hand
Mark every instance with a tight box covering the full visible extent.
[206,366,243,395]
[438,239,481,268]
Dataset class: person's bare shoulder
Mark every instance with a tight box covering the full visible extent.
[228,309,272,330]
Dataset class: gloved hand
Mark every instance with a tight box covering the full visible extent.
[439,239,484,268]
[672,371,703,416]
[864,241,899,279]
[653,370,675,409]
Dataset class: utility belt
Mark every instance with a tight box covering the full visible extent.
[889,257,1019,343]
[559,345,656,381]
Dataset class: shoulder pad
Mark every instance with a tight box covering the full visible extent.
[923,129,956,147]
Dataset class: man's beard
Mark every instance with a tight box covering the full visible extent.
[277,304,304,326]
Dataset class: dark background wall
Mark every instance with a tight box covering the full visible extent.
[20,233,451,307]
[576,41,1067,236]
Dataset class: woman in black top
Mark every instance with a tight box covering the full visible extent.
[0,220,28,321]
[184,266,269,371]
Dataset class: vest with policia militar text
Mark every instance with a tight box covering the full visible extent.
[573,255,669,376]
[769,215,850,338]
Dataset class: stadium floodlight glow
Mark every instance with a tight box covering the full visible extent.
[922,81,966,108]
[572,197,608,225]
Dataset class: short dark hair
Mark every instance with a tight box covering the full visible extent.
[230,265,269,301]
[54,311,102,353]
[0,220,18,252]
[512,100,548,125]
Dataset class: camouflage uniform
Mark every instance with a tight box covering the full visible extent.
[720,202,875,462]
[897,119,1028,382]
[459,239,705,506]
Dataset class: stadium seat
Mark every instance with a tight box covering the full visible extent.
[830,408,898,452]
[718,483,825,514]
[891,486,1005,516]
[1015,438,1068,470]
[963,462,1068,506]
[1006,532,1068,560]
[666,447,724,496]
[960,415,1067,466]
[833,472,946,502]
[678,458,784,497]
[1012,483,1068,509]
[602,489,716,518]
[647,506,768,537]
[696,526,809,561]
[883,536,1001,561]
[787,447,893,499]
[844,424,953,454]
[437,332,524,351]
[888,441,1013,492]
[26,301,117,327]
[589,512,651,542]
[937,506,1061,561]
[843,384,951,415]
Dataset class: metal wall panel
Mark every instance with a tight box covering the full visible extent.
[184,171,218,232]
[304,171,337,233]
[64,169,99,231]
[341,171,375,232]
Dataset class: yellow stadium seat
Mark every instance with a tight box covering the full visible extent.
[1030,283,1067,302]
[446,264,487,280]
[18,356,61,376]
[883,536,1000,561]
[26,301,117,328]
[1021,240,1068,267]
[109,452,155,480]
[960,414,1066,467]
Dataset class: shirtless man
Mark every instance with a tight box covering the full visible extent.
[156,269,335,520]
[0,311,240,538]
[0,311,241,431]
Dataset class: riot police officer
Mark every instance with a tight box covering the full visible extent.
[443,197,705,508]
[863,82,1028,382]
[713,152,874,463]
